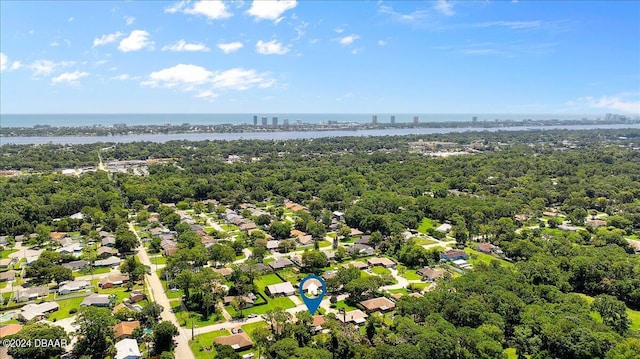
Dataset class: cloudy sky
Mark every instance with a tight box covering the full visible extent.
[1,0,639,114]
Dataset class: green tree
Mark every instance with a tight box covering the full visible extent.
[6,323,69,359]
[153,321,179,354]
[73,306,117,358]
[591,294,631,335]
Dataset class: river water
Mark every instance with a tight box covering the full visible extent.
[1,124,639,145]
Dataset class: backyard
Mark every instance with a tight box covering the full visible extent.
[189,329,229,359]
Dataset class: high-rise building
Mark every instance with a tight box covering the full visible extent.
[261,117,268,126]
[283,118,289,126]
[390,115,396,124]
[372,115,378,124]
[253,116,258,126]
[413,116,419,124]
[272,117,278,126]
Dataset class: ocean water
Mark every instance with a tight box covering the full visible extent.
[0,113,602,128]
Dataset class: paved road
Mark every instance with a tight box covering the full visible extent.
[129,223,195,359]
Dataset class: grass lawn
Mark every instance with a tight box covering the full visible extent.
[263,257,275,264]
[333,300,357,312]
[465,248,514,268]
[417,218,437,234]
[398,268,421,281]
[277,268,301,283]
[235,253,246,261]
[388,288,409,295]
[409,283,429,291]
[504,348,518,359]
[575,293,640,331]
[256,273,283,287]
[149,255,167,265]
[48,296,85,321]
[189,329,229,359]
[73,267,111,277]
[371,267,391,275]
[0,249,18,259]
[98,283,144,304]
[226,296,295,317]
[241,321,268,337]
[318,240,332,248]
[413,237,438,246]
[0,281,6,289]
[221,224,239,232]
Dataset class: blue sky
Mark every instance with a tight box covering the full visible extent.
[1,0,639,114]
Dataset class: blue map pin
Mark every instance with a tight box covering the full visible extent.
[299,275,326,315]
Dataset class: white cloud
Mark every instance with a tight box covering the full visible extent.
[52,71,89,85]
[247,0,296,21]
[125,16,135,25]
[217,41,243,54]
[473,21,542,30]
[112,74,139,80]
[195,90,218,101]
[118,30,154,52]
[30,59,75,77]
[51,41,60,47]
[93,32,123,47]
[337,34,359,46]
[0,53,7,72]
[256,40,289,55]
[142,63,275,100]
[378,40,387,46]
[378,5,429,23]
[434,0,454,16]
[68,17,74,22]
[10,61,22,71]
[334,27,345,34]
[584,95,640,114]
[166,0,231,20]
[162,39,210,52]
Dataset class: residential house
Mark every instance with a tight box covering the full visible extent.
[99,274,130,288]
[347,244,374,257]
[453,259,473,270]
[129,290,145,303]
[81,293,111,307]
[223,294,256,307]
[477,243,503,255]
[99,231,112,238]
[266,240,280,251]
[441,249,469,261]
[18,302,60,321]
[0,236,7,246]
[97,246,118,258]
[586,219,607,228]
[360,297,396,313]
[114,321,140,340]
[0,324,23,338]
[354,236,371,245]
[336,309,368,324]
[297,235,313,246]
[309,315,325,332]
[349,228,364,237]
[62,260,89,271]
[213,267,234,277]
[416,267,446,282]
[240,263,269,272]
[94,256,121,268]
[240,222,257,232]
[56,243,83,257]
[102,237,116,247]
[268,258,294,271]
[0,258,16,268]
[367,257,396,268]
[214,332,254,351]
[59,237,76,247]
[265,282,296,297]
[342,261,368,270]
[58,280,90,295]
[284,202,306,212]
[290,229,306,238]
[0,270,16,282]
[49,232,68,242]
[14,286,49,302]
[436,223,452,233]
[115,338,142,359]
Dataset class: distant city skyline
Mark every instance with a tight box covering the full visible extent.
[1,1,639,115]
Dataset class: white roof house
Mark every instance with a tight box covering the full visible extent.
[265,282,296,297]
[115,338,141,359]
[436,223,452,233]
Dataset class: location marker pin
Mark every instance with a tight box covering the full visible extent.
[299,275,326,315]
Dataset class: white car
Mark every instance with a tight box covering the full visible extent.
[248,314,258,318]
